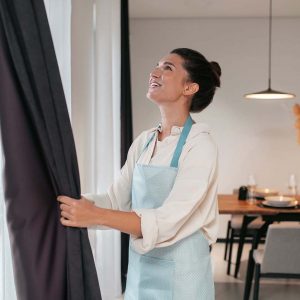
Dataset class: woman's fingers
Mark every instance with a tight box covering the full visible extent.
[60,203,72,213]
[60,217,78,227]
[57,195,96,228]
[57,196,77,224]
[61,210,73,220]
[60,217,87,228]
[57,195,93,206]
[57,195,76,205]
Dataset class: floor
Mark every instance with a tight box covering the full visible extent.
[212,242,300,300]
[116,242,300,299]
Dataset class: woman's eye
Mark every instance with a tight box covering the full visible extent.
[164,65,172,71]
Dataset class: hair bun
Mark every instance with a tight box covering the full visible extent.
[210,61,221,87]
[210,61,221,77]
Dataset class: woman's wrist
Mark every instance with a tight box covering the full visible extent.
[94,206,108,226]
[93,207,142,236]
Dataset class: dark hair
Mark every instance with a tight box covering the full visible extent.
[170,48,221,113]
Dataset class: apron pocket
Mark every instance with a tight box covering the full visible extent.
[138,254,175,300]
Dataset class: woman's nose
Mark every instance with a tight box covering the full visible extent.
[150,67,161,78]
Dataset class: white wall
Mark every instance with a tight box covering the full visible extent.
[130,17,300,237]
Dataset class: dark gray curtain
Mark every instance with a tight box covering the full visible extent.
[0,0,101,299]
[120,0,133,292]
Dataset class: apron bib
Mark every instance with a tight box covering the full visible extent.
[124,116,214,300]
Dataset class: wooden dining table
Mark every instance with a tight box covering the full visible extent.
[218,194,300,300]
[218,194,300,215]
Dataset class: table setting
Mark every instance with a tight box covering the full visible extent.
[234,174,299,212]
[252,187,299,209]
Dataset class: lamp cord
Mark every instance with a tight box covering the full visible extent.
[268,0,272,89]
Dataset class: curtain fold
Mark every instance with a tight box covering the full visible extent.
[0,0,101,299]
[120,0,133,292]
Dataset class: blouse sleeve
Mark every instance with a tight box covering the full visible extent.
[131,134,218,254]
[84,131,148,211]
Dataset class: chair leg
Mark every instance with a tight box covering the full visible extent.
[234,232,246,278]
[234,217,250,278]
[243,249,255,300]
[227,228,234,275]
[253,264,260,300]
[224,220,231,261]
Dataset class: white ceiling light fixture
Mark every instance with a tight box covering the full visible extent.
[244,0,296,100]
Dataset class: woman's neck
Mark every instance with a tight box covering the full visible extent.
[158,106,190,141]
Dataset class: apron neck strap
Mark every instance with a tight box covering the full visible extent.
[139,115,193,166]
[170,115,193,168]
[142,132,156,153]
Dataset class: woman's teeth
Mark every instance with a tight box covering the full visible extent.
[150,82,161,88]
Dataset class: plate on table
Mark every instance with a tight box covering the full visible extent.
[264,196,297,207]
[262,200,298,208]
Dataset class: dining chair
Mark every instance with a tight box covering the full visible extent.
[252,223,300,300]
[225,215,264,276]
[224,188,265,276]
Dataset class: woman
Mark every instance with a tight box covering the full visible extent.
[58,48,221,299]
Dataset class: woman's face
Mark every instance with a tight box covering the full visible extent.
[147,53,190,104]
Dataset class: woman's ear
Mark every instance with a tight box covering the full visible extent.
[183,82,199,96]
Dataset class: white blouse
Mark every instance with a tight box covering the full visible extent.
[85,122,219,254]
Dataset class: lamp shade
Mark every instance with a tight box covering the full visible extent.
[245,88,296,100]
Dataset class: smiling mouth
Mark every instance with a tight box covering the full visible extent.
[149,82,162,88]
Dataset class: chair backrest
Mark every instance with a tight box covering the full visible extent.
[261,223,300,274]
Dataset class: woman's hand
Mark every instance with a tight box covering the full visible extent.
[58,195,142,236]
[57,195,100,228]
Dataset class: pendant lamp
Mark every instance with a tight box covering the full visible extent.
[244,0,295,100]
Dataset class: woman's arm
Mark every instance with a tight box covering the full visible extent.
[57,195,142,237]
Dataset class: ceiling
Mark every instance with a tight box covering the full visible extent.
[129,0,300,19]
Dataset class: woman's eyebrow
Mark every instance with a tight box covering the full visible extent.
[157,61,176,68]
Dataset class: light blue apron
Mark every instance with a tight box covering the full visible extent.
[124,116,214,300]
